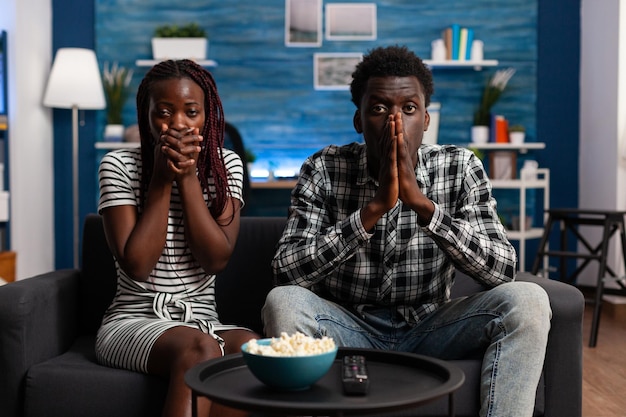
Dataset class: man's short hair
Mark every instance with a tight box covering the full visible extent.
[350,45,434,108]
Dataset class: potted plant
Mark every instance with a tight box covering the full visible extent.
[152,23,208,61]
[509,124,526,144]
[102,62,133,141]
[471,67,516,143]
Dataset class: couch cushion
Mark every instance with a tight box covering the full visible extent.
[24,336,166,417]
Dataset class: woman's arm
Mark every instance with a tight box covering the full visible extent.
[178,171,240,275]
[101,127,195,281]
[101,161,174,281]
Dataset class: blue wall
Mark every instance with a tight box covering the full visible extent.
[52,0,580,270]
[95,0,537,174]
[51,0,99,268]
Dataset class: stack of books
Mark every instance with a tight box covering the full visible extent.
[442,24,474,61]
[490,114,509,143]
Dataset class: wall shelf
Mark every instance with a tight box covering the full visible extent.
[135,59,218,67]
[467,142,545,154]
[95,141,139,150]
[423,59,498,70]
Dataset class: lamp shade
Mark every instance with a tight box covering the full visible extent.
[43,48,106,110]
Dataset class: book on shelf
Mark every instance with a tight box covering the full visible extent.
[451,24,461,60]
[489,114,509,143]
[464,28,474,60]
[443,27,452,60]
[458,28,468,61]
[440,24,476,61]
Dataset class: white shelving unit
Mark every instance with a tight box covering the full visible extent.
[423,59,498,70]
[491,167,550,272]
[464,142,548,271]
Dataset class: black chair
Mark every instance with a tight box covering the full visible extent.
[224,121,251,213]
[532,208,626,347]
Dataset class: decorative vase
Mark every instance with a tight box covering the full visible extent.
[471,125,489,144]
[104,124,125,142]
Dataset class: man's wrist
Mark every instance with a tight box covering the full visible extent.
[416,199,435,226]
[360,200,388,232]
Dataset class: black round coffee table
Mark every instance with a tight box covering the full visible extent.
[185,347,465,417]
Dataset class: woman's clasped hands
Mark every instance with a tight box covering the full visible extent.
[157,124,203,178]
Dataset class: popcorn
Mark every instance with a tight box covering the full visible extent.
[245,332,336,357]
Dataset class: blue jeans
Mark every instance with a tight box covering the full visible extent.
[262,281,551,417]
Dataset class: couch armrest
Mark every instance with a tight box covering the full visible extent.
[516,272,584,417]
[0,269,80,417]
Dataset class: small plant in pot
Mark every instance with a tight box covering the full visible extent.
[508,124,526,144]
[102,62,133,141]
[152,23,208,60]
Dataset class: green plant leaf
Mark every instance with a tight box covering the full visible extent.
[154,23,206,38]
[473,68,515,126]
[102,62,133,125]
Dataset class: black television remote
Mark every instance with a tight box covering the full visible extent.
[342,355,370,395]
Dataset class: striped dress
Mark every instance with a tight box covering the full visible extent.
[95,147,247,373]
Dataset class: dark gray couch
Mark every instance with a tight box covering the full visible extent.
[0,214,584,417]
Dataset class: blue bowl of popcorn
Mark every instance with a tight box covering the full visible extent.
[241,333,338,391]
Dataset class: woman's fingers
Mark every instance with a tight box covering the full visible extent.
[161,145,197,166]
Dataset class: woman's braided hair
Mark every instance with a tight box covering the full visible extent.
[136,59,230,218]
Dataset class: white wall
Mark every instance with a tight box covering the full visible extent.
[0,0,55,279]
[579,0,626,286]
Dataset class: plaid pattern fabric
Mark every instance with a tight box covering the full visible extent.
[272,142,517,325]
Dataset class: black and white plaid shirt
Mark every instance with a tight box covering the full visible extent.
[272,142,517,324]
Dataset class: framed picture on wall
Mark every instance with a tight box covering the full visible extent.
[285,0,322,47]
[314,52,363,90]
[325,3,377,41]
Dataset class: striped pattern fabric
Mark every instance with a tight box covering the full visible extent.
[272,142,517,325]
[95,148,246,373]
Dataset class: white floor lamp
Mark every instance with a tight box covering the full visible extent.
[43,48,105,269]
